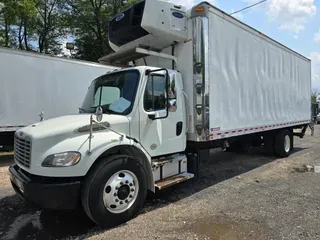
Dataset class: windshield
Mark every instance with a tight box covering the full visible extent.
[80,70,140,115]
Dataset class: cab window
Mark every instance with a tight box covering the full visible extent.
[144,75,166,112]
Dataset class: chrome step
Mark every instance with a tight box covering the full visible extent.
[155,172,194,190]
[152,154,186,167]
[152,154,188,182]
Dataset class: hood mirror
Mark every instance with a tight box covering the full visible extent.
[95,107,103,122]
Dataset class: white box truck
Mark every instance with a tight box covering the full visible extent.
[9,0,311,228]
[0,47,117,148]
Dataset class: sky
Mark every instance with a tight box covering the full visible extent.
[61,0,320,90]
[170,0,320,91]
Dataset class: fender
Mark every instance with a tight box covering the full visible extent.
[27,130,154,192]
[85,136,155,192]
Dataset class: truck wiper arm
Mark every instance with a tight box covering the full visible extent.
[104,108,118,114]
[90,105,118,115]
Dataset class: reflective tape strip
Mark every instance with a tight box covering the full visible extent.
[211,120,310,140]
[0,125,25,129]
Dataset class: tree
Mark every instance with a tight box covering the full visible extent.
[34,0,66,54]
[15,0,37,50]
[0,0,18,47]
[66,0,140,62]
[311,89,319,103]
[0,0,141,58]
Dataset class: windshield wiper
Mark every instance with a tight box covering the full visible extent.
[90,106,119,115]
[104,108,118,114]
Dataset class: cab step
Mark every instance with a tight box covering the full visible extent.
[155,172,194,190]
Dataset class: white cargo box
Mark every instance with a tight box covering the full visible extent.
[132,2,311,142]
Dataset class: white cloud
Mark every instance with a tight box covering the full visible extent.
[310,52,320,90]
[267,0,316,35]
[170,0,216,9]
[314,29,320,43]
[170,0,196,9]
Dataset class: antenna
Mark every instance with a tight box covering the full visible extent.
[230,0,267,16]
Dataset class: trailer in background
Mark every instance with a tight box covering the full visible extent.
[0,47,117,149]
[312,102,320,124]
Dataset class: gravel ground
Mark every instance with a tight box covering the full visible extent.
[0,126,320,240]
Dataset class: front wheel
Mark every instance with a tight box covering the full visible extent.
[81,155,148,228]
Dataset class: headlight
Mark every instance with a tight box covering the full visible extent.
[42,152,81,167]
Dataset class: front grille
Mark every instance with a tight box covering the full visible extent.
[14,135,32,168]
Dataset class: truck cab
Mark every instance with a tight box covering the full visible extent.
[9,66,192,227]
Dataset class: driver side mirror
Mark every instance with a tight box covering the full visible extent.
[95,106,103,122]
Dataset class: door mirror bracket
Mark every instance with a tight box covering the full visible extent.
[148,112,156,120]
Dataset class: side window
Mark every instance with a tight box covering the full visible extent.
[144,75,166,112]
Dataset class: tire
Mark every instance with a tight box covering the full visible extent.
[274,129,293,158]
[81,155,148,228]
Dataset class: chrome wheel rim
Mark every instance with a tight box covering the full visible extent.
[284,135,290,153]
[103,170,139,214]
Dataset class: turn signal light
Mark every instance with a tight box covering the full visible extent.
[196,7,205,12]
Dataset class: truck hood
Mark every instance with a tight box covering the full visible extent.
[17,114,130,140]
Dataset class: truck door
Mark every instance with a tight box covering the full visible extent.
[139,70,186,157]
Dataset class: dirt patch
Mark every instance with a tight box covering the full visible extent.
[180,216,266,240]
[0,155,15,199]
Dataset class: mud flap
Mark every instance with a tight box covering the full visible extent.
[187,151,200,181]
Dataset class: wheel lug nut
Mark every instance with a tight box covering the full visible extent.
[120,201,123,205]
[114,193,117,196]
[129,195,133,198]
[131,188,134,192]
[125,200,128,203]
[116,187,119,190]
[120,182,124,185]
[115,199,119,202]
[125,180,129,184]
[129,183,133,186]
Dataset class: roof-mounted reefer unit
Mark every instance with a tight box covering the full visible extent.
[108,0,188,53]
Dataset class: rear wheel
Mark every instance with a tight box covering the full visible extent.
[274,129,293,158]
[81,155,148,228]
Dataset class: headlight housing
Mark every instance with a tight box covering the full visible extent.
[42,152,81,167]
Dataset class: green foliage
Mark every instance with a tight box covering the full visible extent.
[65,0,140,61]
[34,0,67,53]
[0,0,18,47]
[311,89,319,103]
[0,0,141,59]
